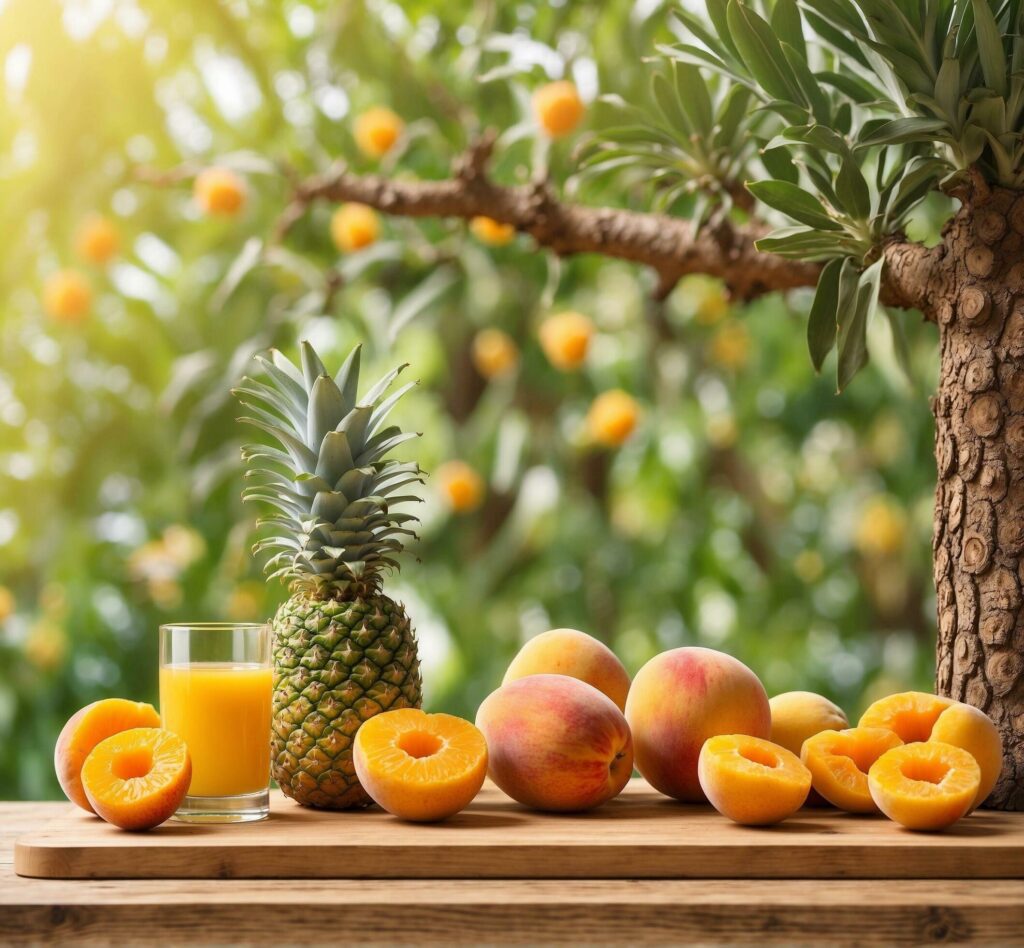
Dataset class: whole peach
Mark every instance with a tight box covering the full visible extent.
[769,691,849,755]
[502,628,631,710]
[625,647,770,802]
[768,691,849,808]
[475,674,633,812]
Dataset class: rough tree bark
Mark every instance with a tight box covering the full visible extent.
[931,176,1024,809]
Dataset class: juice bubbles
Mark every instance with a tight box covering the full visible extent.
[160,663,272,797]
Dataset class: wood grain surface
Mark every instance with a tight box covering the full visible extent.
[4,873,1023,945]
[14,779,1024,882]
[5,795,1024,944]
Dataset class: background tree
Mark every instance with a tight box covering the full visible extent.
[1,0,1013,807]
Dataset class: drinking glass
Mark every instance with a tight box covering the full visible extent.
[159,623,272,823]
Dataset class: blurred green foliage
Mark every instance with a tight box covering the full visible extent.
[1,0,939,799]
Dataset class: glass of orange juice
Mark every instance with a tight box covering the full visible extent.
[159,622,272,823]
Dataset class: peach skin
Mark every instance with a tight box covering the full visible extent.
[475,674,633,812]
[502,628,631,710]
[625,647,770,802]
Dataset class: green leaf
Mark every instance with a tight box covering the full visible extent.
[774,124,850,155]
[972,0,1008,96]
[856,116,950,148]
[807,257,843,372]
[780,42,832,123]
[726,0,803,104]
[883,306,914,382]
[747,179,842,229]
[834,102,854,135]
[816,70,884,105]
[705,0,743,61]
[761,146,800,184]
[802,9,871,68]
[714,85,753,146]
[884,156,946,221]
[673,61,713,135]
[755,226,859,258]
[772,0,806,60]
[836,258,882,392]
[934,56,962,122]
[651,71,691,135]
[835,155,872,219]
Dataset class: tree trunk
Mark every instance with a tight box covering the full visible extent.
[933,180,1024,809]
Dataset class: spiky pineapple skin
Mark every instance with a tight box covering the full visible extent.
[270,592,421,809]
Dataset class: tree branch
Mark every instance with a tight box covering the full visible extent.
[143,134,936,311]
[275,133,822,301]
[879,237,943,319]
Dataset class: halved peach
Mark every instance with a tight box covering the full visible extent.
[55,698,162,812]
[353,709,488,822]
[698,735,811,825]
[81,727,191,830]
[868,741,980,831]
[800,727,903,813]
[859,691,953,742]
[860,692,1001,810]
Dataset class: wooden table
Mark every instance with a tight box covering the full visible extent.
[4,781,1024,944]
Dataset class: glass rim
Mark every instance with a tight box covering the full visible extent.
[159,622,268,633]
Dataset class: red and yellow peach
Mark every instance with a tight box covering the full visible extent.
[475,674,633,812]
[502,628,631,711]
[625,647,770,802]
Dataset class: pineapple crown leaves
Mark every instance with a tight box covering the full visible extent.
[234,341,422,596]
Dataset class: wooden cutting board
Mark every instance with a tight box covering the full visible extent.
[15,779,1024,881]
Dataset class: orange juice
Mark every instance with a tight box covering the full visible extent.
[159,662,272,797]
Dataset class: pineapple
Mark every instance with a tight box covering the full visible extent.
[236,341,423,809]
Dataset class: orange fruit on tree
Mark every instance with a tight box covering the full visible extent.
[331,203,380,252]
[82,727,191,830]
[42,270,92,324]
[54,698,162,812]
[74,214,120,265]
[472,328,519,380]
[532,80,585,138]
[354,106,404,158]
[868,741,980,831]
[353,708,488,821]
[587,390,639,448]
[436,460,484,513]
[194,167,247,216]
[470,216,516,247]
[539,311,593,371]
